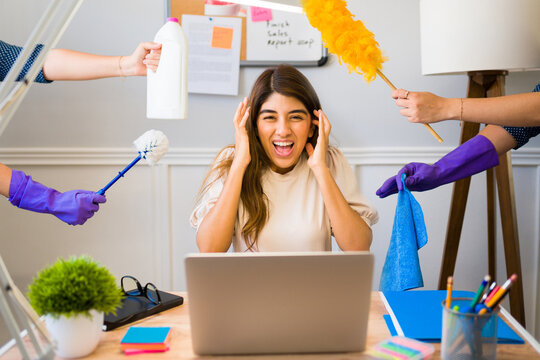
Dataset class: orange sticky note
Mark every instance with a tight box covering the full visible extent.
[211,26,234,49]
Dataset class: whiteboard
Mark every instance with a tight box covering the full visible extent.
[170,0,328,67]
[244,9,327,66]
[242,10,328,66]
[171,0,328,66]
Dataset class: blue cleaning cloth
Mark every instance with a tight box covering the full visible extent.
[379,174,428,291]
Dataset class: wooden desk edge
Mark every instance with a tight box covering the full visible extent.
[2,292,539,359]
[499,307,540,353]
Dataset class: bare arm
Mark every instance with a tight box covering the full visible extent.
[0,163,12,197]
[460,93,540,127]
[196,99,251,252]
[479,124,517,155]
[312,165,372,251]
[42,42,161,80]
[394,89,540,127]
[196,165,246,252]
[307,110,372,251]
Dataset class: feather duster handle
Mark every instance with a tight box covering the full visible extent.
[302,0,386,82]
[302,0,443,143]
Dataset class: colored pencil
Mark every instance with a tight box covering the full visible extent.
[470,275,490,309]
[479,274,517,314]
[484,285,500,304]
[446,276,453,308]
[479,281,497,304]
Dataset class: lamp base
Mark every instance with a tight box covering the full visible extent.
[438,70,526,327]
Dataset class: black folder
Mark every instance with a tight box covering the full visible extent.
[103,290,183,331]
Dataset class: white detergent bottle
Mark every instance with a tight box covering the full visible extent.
[147,17,188,119]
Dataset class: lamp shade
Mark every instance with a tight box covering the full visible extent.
[419,0,540,75]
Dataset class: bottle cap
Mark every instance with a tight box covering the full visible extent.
[167,17,179,23]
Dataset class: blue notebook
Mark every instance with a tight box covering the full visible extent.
[381,290,524,344]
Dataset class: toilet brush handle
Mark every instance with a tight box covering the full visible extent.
[97,154,142,195]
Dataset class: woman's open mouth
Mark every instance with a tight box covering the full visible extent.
[273,140,294,157]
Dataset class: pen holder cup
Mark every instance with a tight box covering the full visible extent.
[441,298,498,360]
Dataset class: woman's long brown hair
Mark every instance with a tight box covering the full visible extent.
[197,64,321,250]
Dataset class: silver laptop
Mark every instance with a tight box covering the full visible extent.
[184,251,374,355]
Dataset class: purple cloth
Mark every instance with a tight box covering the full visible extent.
[9,170,106,225]
[376,135,499,198]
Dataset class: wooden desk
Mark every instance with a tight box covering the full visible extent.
[2,292,539,359]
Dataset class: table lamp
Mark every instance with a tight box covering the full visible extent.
[419,0,540,326]
[420,0,540,76]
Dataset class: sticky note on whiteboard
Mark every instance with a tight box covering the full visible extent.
[211,26,234,49]
[251,6,273,22]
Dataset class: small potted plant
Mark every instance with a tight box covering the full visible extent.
[28,255,123,358]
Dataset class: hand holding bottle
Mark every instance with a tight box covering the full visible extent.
[122,42,162,76]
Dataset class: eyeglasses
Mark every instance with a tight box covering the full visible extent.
[121,275,162,305]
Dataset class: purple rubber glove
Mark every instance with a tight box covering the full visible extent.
[376,135,499,198]
[8,170,106,225]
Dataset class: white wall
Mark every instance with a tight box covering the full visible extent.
[1,0,539,343]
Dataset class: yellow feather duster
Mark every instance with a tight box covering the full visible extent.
[302,0,443,143]
[302,0,386,82]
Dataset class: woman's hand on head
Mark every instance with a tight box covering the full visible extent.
[232,97,251,170]
[306,109,331,171]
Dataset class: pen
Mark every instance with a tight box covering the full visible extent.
[446,276,453,308]
[479,274,517,314]
[479,281,497,304]
[484,285,500,304]
[470,275,490,308]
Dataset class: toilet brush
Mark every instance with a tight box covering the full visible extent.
[97,129,169,195]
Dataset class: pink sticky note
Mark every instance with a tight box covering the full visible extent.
[250,6,273,22]
[124,345,170,356]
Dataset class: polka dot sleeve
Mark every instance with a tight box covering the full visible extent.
[503,82,540,149]
[0,40,52,83]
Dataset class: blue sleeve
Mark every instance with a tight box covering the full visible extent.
[0,40,52,83]
[503,82,540,149]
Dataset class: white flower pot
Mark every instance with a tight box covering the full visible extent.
[45,309,103,358]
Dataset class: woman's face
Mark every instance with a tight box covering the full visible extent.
[256,92,314,174]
